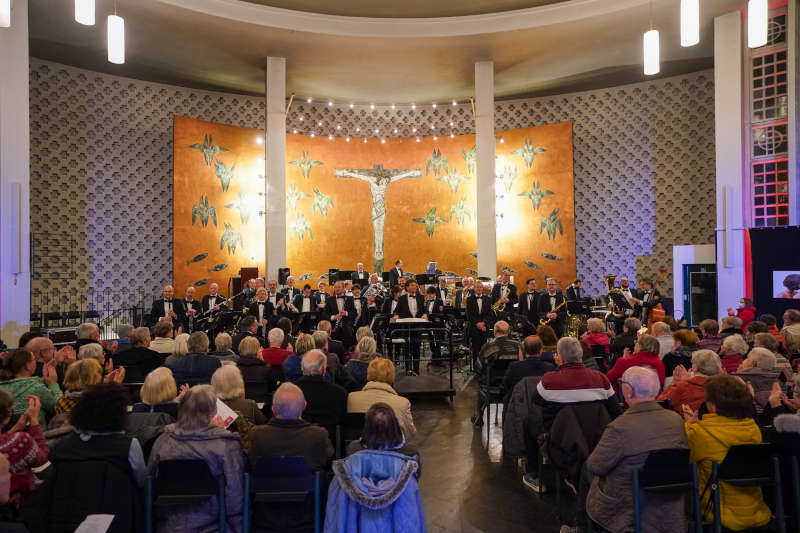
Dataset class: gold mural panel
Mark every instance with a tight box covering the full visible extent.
[174,116,575,295]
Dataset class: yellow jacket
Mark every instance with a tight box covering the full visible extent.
[685,413,771,531]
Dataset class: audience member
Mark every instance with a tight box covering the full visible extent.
[661,329,698,377]
[166,332,221,383]
[733,347,780,414]
[114,326,163,383]
[684,375,771,531]
[610,318,640,357]
[348,358,415,438]
[149,320,177,355]
[24,336,74,385]
[77,342,106,366]
[728,298,756,331]
[753,332,792,379]
[719,316,744,339]
[585,367,688,533]
[261,328,291,366]
[758,313,786,350]
[606,334,665,393]
[236,336,274,385]
[650,321,674,357]
[74,322,104,353]
[782,309,800,354]
[745,320,769,343]
[148,385,245,532]
[503,335,556,400]
[536,324,558,353]
[115,323,134,352]
[696,319,723,353]
[657,350,722,414]
[276,316,296,352]
[165,333,190,365]
[296,349,347,429]
[344,336,378,391]
[0,390,48,501]
[132,367,184,419]
[317,320,345,362]
[312,329,345,380]
[210,332,238,362]
[231,316,266,354]
[719,334,749,374]
[0,349,62,425]
[346,402,421,472]
[211,365,266,425]
[54,358,104,416]
[283,333,315,383]
[581,318,611,355]
[346,326,377,361]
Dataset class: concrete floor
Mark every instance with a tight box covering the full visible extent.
[411,380,564,533]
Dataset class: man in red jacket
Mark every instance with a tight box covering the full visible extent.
[606,334,665,394]
[728,298,756,331]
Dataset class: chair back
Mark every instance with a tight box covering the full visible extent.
[342,412,366,442]
[244,380,270,402]
[717,443,774,485]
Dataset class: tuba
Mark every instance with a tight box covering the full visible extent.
[604,274,624,318]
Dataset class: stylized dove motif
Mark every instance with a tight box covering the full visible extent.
[191,195,217,228]
[214,160,236,192]
[449,197,472,225]
[312,188,334,217]
[438,167,470,193]
[189,134,228,166]
[540,209,564,240]
[519,181,555,211]
[224,192,251,224]
[289,151,323,179]
[290,213,313,241]
[425,148,448,176]
[462,145,477,177]
[412,207,448,237]
[219,222,243,254]
[287,184,311,211]
[512,138,546,168]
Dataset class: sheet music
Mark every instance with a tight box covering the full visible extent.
[395,318,430,323]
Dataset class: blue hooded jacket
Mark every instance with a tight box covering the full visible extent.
[324,450,425,533]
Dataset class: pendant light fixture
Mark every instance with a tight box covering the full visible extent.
[643,0,659,76]
[107,1,125,64]
[0,0,10,28]
[74,0,95,26]
[680,0,699,47]
[748,0,768,48]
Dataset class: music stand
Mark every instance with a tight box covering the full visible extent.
[381,272,391,283]
[416,274,433,286]
[608,292,632,313]
[567,298,592,315]
[338,270,354,281]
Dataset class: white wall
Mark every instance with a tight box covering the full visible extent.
[0,0,31,348]
[672,244,716,321]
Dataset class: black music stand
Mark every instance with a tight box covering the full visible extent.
[567,298,592,315]
[608,292,632,313]
[296,311,320,334]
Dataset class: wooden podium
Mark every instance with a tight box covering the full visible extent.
[231,267,259,294]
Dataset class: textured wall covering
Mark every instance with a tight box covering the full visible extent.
[29,58,714,311]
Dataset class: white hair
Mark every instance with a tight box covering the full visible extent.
[557,337,583,363]
[651,322,670,336]
[692,349,722,376]
[621,366,661,399]
[215,332,232,352]
[267,328,284,347]
[211,364,245,400]
[77,343,103,361]
[76,323,99,339]
[747,347,777,370]
[173,333,190,358]
[301,349,327,376]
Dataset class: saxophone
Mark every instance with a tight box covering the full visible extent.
[492,284,510,312]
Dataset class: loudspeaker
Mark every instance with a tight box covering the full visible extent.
[278,267,291,285]
[328,268,339,283]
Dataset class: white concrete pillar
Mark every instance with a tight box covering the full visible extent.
[714,12,746,313]
[475,61,497,279]
[265,57,286,282]
[0,0,31,347]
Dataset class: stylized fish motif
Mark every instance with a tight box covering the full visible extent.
[519,181,554,211]
[290,213,313,241]
[438,168,470,193]
[512,138,546,168]
[462,145,477,177]
[499,265,518,273]
[287,184,310,212]
[449,197,472,225]
[412,207,448,237]
[225,193,251,224]
[540,209,564,241]
[317,273,330,281]
[193,278,210,287]
[523,261,542,270]
[312,188,334,217]
[297,273,313,281]
[189,134,228,166]
[445,271,459,277]
[466,268,479,276]
[214,160,236,192]
[186,253,208,266]
[207,263,228,272]
[425,148,448,176]
[191,196,217,228]
[289,151,323,179]
[541,253,564,262]
[220,223,243,255]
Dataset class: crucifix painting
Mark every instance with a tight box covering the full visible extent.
[333,164,422,274]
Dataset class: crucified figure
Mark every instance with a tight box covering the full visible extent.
[334,164,422,274]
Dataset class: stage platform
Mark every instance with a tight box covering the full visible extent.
[395,373,456,401]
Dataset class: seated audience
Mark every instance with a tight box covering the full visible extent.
[317,320,345,362]
[149,320,177,355]
[231,315,266,354]
[148,385,245,532]
[0,349,62,425]
[54,358,107,416]
[719,334,749,374]
[720,316,744,339]
[758,313,786,350]
[210,332,238,362]
[77,342,107,367]
[276,316,296,352]
[283,333,315,383]
[132,367,183,419]
[503,335,556,401]
[348,358,415,438]
[733,347,780,414]
[344,336,378,391]
[536,324,559,354]
[346,326,377,361]
[657,349,723,414]
[753,332,792,379]
[312,330,345,380]
[114,326,164,383]
[780,309,800,354]
[325,404,425,533]
[236,336,274,385]
[296,349,348,429]
[73,322,104,353]
[211,364,267,425]
[610,318,641,357]
[261,328,292,366]
[696,318,723,353]
[684,375,771,531]
[581,318,611,355]
[48,383,146,531]
[0,391,48,501]
[650,321,674,357]
[585,367,688,533]
[115,324,134,352]
[346,402,421,473]
[165,332,190,365]
[661,329,698,377]
[745,320,769,344]
[25,336,74,386]
[475,321,521,373]
[166,331,221,383]
[606,334,665,393]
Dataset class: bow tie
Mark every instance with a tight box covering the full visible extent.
[165,299,172,303]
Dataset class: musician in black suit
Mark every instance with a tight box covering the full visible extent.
[149,285,185,327]
[490,272,518,316]
[536,278,567,337]
[389,259,404,287]
[382,285,403,316]
[247,287,275,338]
[201,283,228,314]
[454,277,473,310]
[435,278,451,305]
[282,275,301,303]
[466,282,494,365]
[393,279,427,374]
[313,281,329,311]
[232,315,266,353]
[351,263,370,286]
[630,277,661,324]
[266,279,286,315]
[516,278,540,336]
[292,284,317,333]
[324,281,356,347]
[182,286,202,333]
[565,279,583,302]
[351,284,371,328]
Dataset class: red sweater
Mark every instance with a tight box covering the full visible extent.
[0,424,48,496]
[732,306,756,331]
[261,346,291,366]
[606,351,665,393]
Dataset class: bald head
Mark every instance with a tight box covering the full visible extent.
[301,349,327,376]
[25,337,54,362]
[494,320,510,337]
[272,382,306,420]
[621,366,661,405]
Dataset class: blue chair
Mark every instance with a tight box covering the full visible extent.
[145,458,226,533]
[632,448,702,533]
[243,456,322,533]
[710,443,785,533]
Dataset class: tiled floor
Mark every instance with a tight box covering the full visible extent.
[411,379,564,532]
